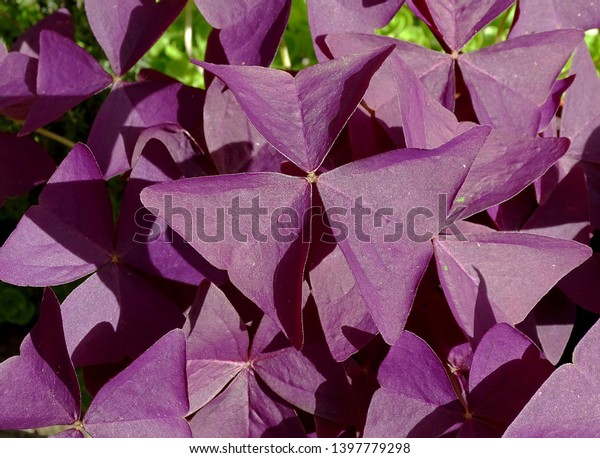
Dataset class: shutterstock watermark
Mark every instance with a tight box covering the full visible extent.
[134,194,467,244]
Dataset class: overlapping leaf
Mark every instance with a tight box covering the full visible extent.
[364,324,553,437]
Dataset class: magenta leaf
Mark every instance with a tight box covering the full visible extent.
[85,0,187,76]
[194,47,394,172]
[204,78,284,174]
[196,0,291,66]
[562,43,600,165]
[0,52,37,118]
[309,245,377,361]
[185,283,353,436]
[60,264,185,367]
[83,329,191,438]
[189,370,305,438]
[0,289,80,430]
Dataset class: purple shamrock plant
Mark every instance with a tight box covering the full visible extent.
[1,0,600,439]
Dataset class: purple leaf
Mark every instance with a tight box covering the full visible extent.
[250,312,356,424]
[562,42,600,165]
[194,47,394,172]
[0,144,113,286]
[83,329,191,438]
[317,126,490,343]
[309,244,378,361]
[0,52,38,117]
[142,172,311,347]
[185,284,307,437]
[0,289,80,430]
[118,133,225,286]
[11,8,74,58]
[510,0,600,37]
[363,331,463,437]
[85,0,187,76]
[453,132,570,219]
[365,324,552,437]
[505,321,600,437]
[434,232,592,338]
[459,30,583,136]
[189,370,305,438]
[196,0,291,66]
[407,0,514,51]
[466,324,553,433]
[185,283,249,413]
[21,31,112,135]
[204,78,284,174]
[519,289,576,365]
[61,264,185,367]
[0,132,55,206]
[130,124,210,178]
[392,54,570,219]
[88,79,204,179]
[307,0,404,60]
[326,33,455,141]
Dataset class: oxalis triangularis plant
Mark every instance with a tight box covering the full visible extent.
[0,0,599,438]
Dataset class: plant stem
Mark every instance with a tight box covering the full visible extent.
[279,38,292,69]
[34,127,76,149]
[184,0,194,60]
[494,6,513,43]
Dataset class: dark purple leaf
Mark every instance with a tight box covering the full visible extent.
[85,0,187,76]
[459,30,583,136]
[203,78,284,174]
[0,132,55,206]
[60,264,185,367]
[11,8,73,58]
[309,245,377,361]
[141,172,311,347]
[83,329,191,438]
[434,232,592,338]
[0,289,80,430]
[0,144,113,286]
[20,31,112,135]
[196,0,291,66]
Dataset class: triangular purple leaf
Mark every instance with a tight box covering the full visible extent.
[194,47,394,172]
[0,289,80,430]
[0,144,113,286]
[83,329,191,438]
[21,31,112,135]
[85,0,187,76]
[196,0,291,66]
[317,126,490,343]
